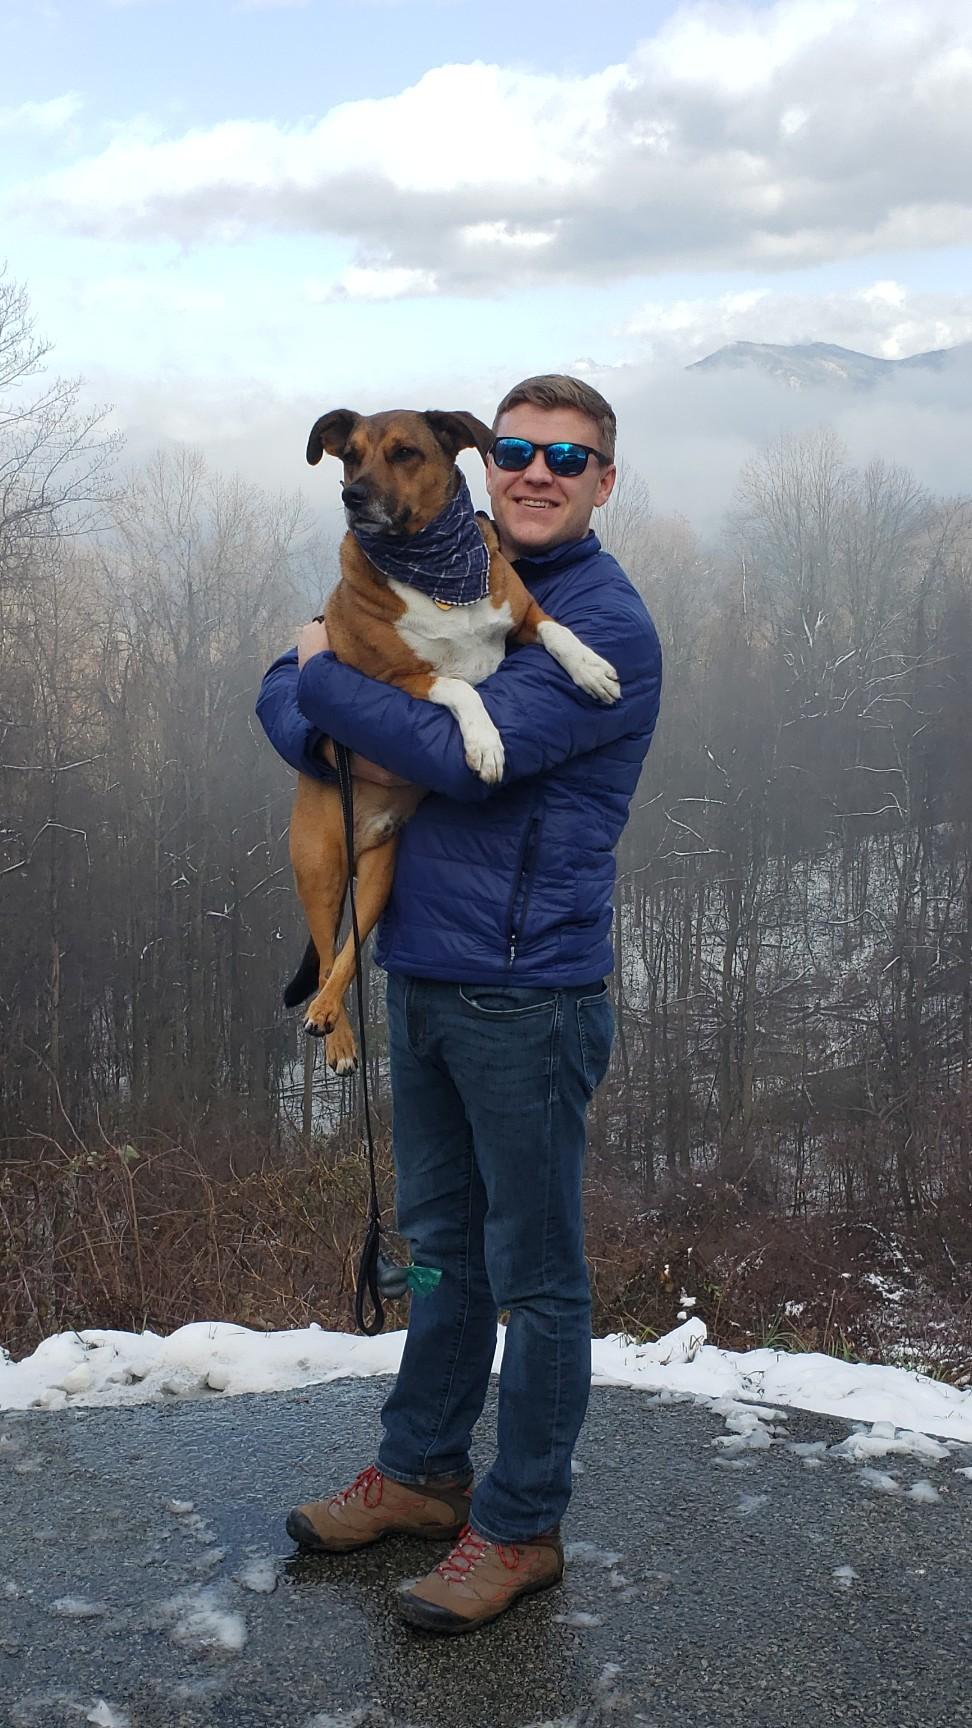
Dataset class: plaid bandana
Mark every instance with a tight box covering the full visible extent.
[353,472,490,608]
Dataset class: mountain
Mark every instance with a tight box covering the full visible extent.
[687,340,970,390]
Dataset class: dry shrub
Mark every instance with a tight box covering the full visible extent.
[584,1170,972,1378]
[5,1136,972,1380]
[0,1125,403,1359]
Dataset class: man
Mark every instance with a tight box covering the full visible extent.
[256,375,661,1634]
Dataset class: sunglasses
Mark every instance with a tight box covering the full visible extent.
[489,436,612,478]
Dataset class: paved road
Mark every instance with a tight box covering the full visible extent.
[2,1378,971,1728]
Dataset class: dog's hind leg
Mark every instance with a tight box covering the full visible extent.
[302,835,399,1048]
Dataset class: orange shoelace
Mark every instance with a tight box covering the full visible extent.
[436,1524,520,1581]
[335,1464,384,1508]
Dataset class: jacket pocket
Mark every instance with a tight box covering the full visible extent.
[577,984,614,1097]
[505,813,543,966]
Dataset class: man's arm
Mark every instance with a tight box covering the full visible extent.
[287,589,661,802]
[257,648,336,782]
[255,648,408,787]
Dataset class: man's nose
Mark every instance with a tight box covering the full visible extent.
[521,450,551,481]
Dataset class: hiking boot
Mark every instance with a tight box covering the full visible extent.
[286,1465,472,1554]
[396,1523,564,1634]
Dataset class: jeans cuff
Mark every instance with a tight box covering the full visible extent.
[468,1509,560,1545]
[376,1456,473,1489]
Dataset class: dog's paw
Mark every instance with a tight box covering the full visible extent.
[303,985,337,1038]
[325,1022,358,1075]
[464,719,505,783]
[537,620,622,705]
[573,646,621,704]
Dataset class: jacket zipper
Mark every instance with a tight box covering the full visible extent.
[506,814,542,967]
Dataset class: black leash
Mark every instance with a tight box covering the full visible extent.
[333,741,386,1336]
[331,743,442,1333]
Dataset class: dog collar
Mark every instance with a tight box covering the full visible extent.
[353,473,490,607]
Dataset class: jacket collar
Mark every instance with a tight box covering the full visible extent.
[513,529,601,580]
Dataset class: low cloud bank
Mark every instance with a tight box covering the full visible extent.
[91,352,972,542]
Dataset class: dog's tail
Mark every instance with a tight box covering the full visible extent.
[284,938,320,1008]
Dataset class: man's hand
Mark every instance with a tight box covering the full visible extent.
[320,738,410,788]
[298,618,331,667]
[298,616,410,786]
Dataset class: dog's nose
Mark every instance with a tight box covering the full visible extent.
[342,481,369,509]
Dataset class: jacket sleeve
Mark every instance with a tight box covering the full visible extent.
[255,647,338,784]
[290,586,662,803]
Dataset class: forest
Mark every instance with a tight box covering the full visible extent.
[3,271,972,1375]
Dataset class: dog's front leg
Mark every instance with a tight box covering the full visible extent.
[392,668,504,785]
[289,777,359,1074]
[512,599,620,705]
[425,677,505,783]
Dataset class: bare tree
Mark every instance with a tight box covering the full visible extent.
[0,267,118,569]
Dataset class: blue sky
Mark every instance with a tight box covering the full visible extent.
[8,0,686,116]
[3,0,971,516]
[9,0,688,114]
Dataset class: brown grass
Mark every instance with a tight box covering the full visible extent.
[0,1125,399,1358]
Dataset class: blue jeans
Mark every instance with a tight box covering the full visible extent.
[375,973,614,1543]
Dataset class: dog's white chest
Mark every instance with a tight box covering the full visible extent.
[389,582,513,686]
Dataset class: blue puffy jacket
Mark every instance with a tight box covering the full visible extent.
[256,530,661,986]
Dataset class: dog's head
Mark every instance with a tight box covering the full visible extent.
[306,408,492,538]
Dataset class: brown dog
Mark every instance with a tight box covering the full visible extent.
[289,407,619,1074]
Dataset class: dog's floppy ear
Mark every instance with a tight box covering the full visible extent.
[307,409,359,466]
[423,411,493,464]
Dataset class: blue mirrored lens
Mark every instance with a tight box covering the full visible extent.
[492,438,534,470]
[545,443,589,476]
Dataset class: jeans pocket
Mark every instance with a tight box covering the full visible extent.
[458,983,557,1019]
[576,986,614,1098]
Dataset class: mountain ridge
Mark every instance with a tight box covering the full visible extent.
[688,339,971,389]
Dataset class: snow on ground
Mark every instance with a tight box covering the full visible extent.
[3,1314,972,1445]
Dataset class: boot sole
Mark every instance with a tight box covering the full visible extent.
[396,1564,564,1634]
[286,1508,468,1555]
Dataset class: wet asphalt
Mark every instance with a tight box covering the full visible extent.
[1,1377,971,1728]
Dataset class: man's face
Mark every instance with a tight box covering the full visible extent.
[486,403,617,561]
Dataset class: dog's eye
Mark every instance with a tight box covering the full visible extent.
[391,446,421,463]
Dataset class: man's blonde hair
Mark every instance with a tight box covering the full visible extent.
[492,374,617,461]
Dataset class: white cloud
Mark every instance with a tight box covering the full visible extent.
[459,222,556,251]
[305,265,439,302]
[15,0,970,288]
[643,0,860,95]
[0,94,81,134]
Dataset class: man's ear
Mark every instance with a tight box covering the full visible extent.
[306,409,359,466]
[594,463,618,508]
[423,411,494,464]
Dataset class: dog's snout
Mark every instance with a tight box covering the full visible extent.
[342,480,369,510]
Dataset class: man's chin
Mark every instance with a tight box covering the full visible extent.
[496,508,568,559]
